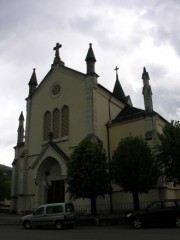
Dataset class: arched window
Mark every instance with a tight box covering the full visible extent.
[61,105,69,137]
[44,111,51,141]
[53,108,60,139]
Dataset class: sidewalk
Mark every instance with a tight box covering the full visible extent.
[0,212,22,225]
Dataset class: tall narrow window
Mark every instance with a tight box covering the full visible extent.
[61,105,69,137]
[44,111,51,141]
[53,108,60,139]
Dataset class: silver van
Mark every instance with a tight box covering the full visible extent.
[21,202,76,229]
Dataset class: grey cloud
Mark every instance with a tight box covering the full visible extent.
[154,88,180,121]
[148,64,169,81]
[142,1,180,56]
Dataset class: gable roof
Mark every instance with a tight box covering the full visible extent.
[26,65,85,99]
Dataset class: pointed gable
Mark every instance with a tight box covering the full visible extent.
[30,142,70,170]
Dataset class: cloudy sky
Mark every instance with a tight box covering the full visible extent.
[0,0,180,167]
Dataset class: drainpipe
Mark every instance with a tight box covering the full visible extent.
[107,94,113,214]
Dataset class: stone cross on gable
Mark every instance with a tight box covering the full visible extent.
[53,43,62,58]
[114,66,119,79]
[53,42,64,65]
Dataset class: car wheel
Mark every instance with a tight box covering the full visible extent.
[132,218,143,229]
[55,221,63,230]
[23,220,31,229]
[175,217,180,227]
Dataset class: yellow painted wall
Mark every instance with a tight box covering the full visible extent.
[109,118,146,155]
[28,67,87,157]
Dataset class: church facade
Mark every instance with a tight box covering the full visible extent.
[11,43,180,214]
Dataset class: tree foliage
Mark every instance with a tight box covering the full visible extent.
[0,166,11,201]
[157,120,180,185]
[110,136,159,210]
[66,138,111,215]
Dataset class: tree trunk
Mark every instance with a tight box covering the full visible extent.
[132,191,140,210]
[90,197,97,216]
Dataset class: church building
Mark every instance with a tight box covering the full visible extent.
[10,43,179,214]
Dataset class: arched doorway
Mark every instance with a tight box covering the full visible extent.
[36,157,65,204]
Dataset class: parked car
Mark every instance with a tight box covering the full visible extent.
[21,202,76,229]
[126,199,180,229]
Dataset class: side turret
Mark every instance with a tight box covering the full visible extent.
[85,43,96,75]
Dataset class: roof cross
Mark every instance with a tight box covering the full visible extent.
[53,43,62,58]
[114,66,119,79]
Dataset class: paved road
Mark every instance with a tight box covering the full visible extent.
[0,225,180,240]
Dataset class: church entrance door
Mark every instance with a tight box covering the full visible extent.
[47,180,65,203]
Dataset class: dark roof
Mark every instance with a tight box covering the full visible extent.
[113,78,126,100]
[112,105,148,124]
[112,105,168,124]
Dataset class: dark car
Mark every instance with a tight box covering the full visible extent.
[126,199,180,229]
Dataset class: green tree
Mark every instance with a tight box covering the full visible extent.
[0,166,11,201]
[157,120,180,185]
[66,137,111,216]
[110,136,159,210]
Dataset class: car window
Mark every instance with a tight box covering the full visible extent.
[54,205,63,213]
[34,207,44,216]
[148,202,161,210]
[163,201,176,208]
[46,206,54,214]
[46,205,63,214]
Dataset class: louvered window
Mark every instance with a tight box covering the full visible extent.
[53,108,60,139]
[44,111,51,141]
[61,105,69,137]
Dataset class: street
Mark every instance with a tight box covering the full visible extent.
[0,225,180,240]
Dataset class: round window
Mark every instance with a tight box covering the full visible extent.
[52,84,61,95]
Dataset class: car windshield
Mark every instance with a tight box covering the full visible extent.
[65,203,74,212]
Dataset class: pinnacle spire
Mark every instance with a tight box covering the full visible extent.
[29,68,37,86]
[85,43,96,62]
[142,67,150,81]
[17,111,24,146]
[142,67,153,112]
[28,68,38,96]
[19,111,24,122]
[85,43,96,74]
